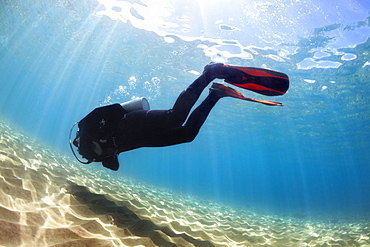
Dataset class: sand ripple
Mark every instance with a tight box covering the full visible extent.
[0,120,369,246]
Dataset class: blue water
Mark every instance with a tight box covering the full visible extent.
[1,0,370,221]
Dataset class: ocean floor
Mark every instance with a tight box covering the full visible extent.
[0,119,369,247]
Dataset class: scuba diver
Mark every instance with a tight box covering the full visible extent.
[70,63,289,170]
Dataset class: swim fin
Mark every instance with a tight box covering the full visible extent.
[223,64,289,96]
[210,83,283,106]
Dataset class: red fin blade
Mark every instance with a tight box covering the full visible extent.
[223,64,289,96]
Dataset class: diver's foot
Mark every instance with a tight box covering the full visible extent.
[203,62,231,80]
[209,82,244,99]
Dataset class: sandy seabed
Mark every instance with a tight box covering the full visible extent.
[0,120,369,247]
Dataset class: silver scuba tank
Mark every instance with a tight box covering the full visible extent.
[120,97,150,112]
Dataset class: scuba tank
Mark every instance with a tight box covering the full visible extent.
[120,97,150,112]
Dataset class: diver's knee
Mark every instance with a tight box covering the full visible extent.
[183,132,197,143]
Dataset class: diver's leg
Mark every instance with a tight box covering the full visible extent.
[120,70,214,130]
[124,63,228,128]
[116,64,228,150]
[147,89,221,146]
[167,63,228,127]
[119,88,222,149]
[179,89,220,142]
[124,63,232,126]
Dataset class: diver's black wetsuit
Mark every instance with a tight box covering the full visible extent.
[75,65,223,170]
[73,63,289,170]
